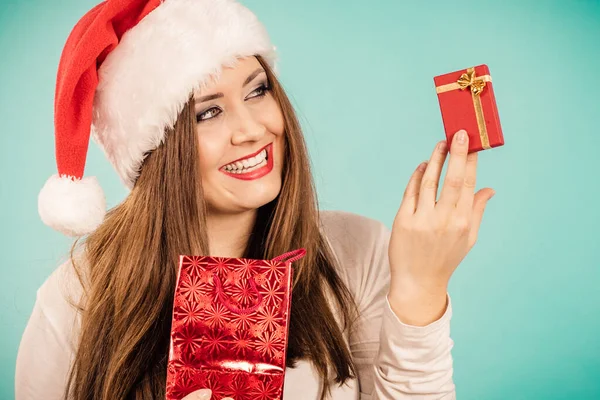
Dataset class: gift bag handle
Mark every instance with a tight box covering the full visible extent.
[271,248,307,264]
[213,273,264,315]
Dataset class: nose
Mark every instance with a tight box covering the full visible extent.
[229,104,267,145]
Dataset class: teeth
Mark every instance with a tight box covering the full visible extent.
[227,159,267,174]
[224,149,268,172]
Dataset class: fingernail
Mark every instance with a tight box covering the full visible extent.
[490,190,496,199]
[418,161,428,172]
[456,130,467,144]
[196,389,212,400]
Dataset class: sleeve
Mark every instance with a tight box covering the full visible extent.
[326,212,456,400]
[370,296,456,399]
[15,261,81,400]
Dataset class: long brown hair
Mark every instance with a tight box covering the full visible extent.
[66,55,358,400]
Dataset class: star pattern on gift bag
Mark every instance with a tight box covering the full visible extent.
[229,308,257,331]
[273,349,284,364]
[199,270,214,285]
[235,258,259,279]
[169,352,197,384]
[273,324,286,340]
[260,277,286,308]
[211,257,231,276]
[249,378,281,400]
[231,329,253,357]
[201,328,227,356]
[172,295,187,309]
[254,272,267,286]
[230,279,261,307]
[173,323,204,355]
[190,371,208,389]
[269,375,284,391]
[204,302,231,329]
[247,375,261,389]
[224,270,242,285]
[253,330,284,360]
[167,251,304,400]
[249,322,267,338]
[205,368,236,393]
[223,373,251,400]
[196,293,212,310]
[222,320,237,336]
[174,298,204,326]
[167,385,197,400]
[261,259,285,281]
[217,371,234,388]
[166,362,179,393]
[181,256,206,276]
[202,371,221,394]
[179,273,208,304]
[256,304,281,332]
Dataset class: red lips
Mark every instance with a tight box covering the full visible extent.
[221,143,274,181]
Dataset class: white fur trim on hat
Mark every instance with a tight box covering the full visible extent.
[91,0,278,189]
[38,174,106,237]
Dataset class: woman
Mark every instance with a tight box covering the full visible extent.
[16,0,495,399]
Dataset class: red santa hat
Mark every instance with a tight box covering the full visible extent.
[38,0,278,236]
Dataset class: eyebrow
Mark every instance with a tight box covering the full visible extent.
[194,68,266,104]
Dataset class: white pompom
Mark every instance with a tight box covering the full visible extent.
[38,174,106,237]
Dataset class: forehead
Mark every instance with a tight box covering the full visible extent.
[194,56,264,96]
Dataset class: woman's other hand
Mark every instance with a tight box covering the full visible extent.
[388,129,495,326]
[181,388,234,400]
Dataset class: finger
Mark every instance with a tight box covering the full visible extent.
[182,388,212,400]
[437,129,469,210]
[456,151,478,216]
[399,161,428,215]
[417,140,449,211]
[468,188,495,248]
[222,398,234,400]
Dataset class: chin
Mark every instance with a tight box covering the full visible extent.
[240,183,281,210]
[207,180,282,214]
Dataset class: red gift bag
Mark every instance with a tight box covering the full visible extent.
[166,248,307,400]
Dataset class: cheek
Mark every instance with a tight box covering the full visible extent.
[260,99,285,136]
[196,131,228,175]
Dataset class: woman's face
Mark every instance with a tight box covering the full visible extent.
[193,56,285,215]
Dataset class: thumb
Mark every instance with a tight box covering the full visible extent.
[182,388,212,400]
[468,188,495,247]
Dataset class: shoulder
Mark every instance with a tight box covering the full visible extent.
[318,210,391,257]
[318,210,391,283]
[34,254,86,350]
[15,255,85,399]
[37,254,85,313]
[318,210,392,316]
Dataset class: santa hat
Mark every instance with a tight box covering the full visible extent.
[38,0,277,236]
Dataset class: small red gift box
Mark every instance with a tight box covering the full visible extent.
[166,249,307,400]
[434,64,505,153]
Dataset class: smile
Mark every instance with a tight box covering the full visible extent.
[220,142,274,181]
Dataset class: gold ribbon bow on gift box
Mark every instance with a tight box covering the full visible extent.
[435,67,493,149]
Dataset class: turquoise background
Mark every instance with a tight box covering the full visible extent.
[1,0,599,398]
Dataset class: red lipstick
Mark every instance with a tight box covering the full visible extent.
[220,143,274,181]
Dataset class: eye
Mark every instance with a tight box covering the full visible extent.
[196,106,221,123]
[246,83,271,100]
[195,84,271,123]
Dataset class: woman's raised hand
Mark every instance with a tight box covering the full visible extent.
[388,129,495,326]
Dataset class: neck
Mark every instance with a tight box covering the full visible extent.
[205,209,257,258]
